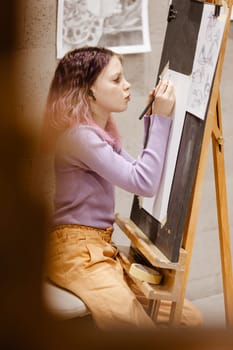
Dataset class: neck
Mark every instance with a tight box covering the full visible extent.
[94,114,109,129]
[90,105,110,130]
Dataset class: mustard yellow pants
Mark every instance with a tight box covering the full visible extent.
[46,225,203,330]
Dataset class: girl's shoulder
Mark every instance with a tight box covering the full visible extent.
[60,124,103,146]
[68,124,103,139]
[58,122,120,154]
[57,124,106,153]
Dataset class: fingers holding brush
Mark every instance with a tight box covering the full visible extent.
[144,80,163,115]
[152,79,175,117]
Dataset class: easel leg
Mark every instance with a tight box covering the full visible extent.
[180,94,233,328]
[212,96,233,327]
[169,300,184,325]
[149,299,161,321]
[148,299,184,326]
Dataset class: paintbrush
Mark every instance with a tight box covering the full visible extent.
[138,61,170,120]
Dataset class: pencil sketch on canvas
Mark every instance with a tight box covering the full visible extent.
[187,4,227,120]
[57,0,151,58]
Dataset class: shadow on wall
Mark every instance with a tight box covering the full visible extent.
[1,1,233,349]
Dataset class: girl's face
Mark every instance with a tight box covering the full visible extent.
[90,55,131,116]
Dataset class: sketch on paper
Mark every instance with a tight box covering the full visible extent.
[56,0,151,58]
[187,4,227,120]
[142,70,191,224]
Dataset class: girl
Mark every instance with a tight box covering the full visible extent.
[43,46,200,329]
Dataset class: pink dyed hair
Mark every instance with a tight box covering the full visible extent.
[43,46,122,151]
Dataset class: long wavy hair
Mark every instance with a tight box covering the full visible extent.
[42,46,122,152]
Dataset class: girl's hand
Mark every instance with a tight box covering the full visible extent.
[147,80,175,117]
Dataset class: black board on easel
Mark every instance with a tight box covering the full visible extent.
[130,0,212,262]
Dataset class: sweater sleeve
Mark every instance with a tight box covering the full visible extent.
[63,115,172,197]
[119,148,135,163]
[119,115,151,163]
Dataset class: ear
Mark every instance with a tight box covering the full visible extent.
[88,89,96,101]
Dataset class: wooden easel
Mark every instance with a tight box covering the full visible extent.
[115,0,233,327]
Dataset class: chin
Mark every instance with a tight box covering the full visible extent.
[118,108,127,113]
[119,105,128,112]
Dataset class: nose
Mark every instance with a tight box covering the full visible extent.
[124,79,131,90]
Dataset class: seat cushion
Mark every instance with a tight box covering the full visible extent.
[43,280,90,319]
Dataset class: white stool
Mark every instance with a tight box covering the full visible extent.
[43,280,90,320]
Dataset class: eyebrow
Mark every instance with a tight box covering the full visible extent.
[111,71,122,79]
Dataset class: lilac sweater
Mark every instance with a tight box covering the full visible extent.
[53,115,172,228]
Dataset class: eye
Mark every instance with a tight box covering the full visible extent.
[113,75,121,83]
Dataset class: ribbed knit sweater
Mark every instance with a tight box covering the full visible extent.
[53,114,172,229]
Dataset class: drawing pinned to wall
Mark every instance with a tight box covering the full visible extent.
[56,0,151,59]
[187,3,227,120]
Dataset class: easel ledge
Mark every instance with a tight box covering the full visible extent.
[115,213,188,324]
[115,213,186,271]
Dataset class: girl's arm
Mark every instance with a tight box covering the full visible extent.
[64,115,172,198]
